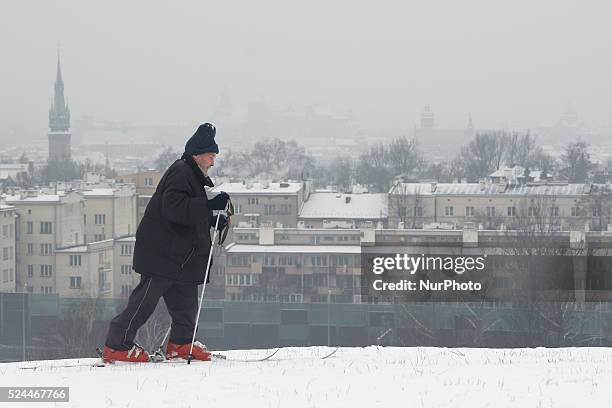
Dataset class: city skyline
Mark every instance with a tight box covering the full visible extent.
[1,0,612,142]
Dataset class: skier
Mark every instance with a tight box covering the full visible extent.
[102,123,230,363]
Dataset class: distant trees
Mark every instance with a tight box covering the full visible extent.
[354,136,423,193]
[559,139,594,183]
[456,131,554,182]
[154,146,179,172]
[217,138,316,181]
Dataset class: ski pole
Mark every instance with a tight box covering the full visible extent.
[187,201,227,364]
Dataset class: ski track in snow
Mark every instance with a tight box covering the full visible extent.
[2,346,612,407]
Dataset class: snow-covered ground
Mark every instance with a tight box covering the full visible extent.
[2,346,612,407]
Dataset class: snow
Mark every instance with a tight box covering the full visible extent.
[390,182,589,196]
[3,346,612,407]
[226,244,361,254]
[212,181,302,195]
[300,192,388,219]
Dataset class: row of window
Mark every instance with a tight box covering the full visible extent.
[27,264,54,277]
[25,243,53,256]
[440,206,605,218]
[226,273,257,286]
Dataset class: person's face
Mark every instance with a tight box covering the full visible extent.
[193,152,216,172]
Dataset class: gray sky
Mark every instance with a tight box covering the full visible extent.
[1,0,611,139]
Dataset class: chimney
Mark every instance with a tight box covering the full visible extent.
[430,182,437,193]
[479,179,486,191]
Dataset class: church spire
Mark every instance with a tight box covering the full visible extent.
[49,50,70,132]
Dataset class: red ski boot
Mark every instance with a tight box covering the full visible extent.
[166,341,211,361]
[102,344,150,363]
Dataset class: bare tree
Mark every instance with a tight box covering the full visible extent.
[560,139,594,183]
[388,182,423,228]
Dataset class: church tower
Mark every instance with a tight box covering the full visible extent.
[48,52,72,162]
[420,104,435,130]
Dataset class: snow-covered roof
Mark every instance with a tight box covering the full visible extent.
[80,189,117,197]
[55,245,89,253]
[212,181,302,195]
[299,192,388,219]
[3,193,64,203]
[116,236,136,242]
[226,244,361,254]
[390,183,589,197]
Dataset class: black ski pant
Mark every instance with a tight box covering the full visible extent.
[105,274,198,350]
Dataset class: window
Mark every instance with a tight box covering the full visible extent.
[40,222,53,234]
[226,274,253,286]
[41,286,53,294]
[230,255,249,266]
[121,245,133,256]
[70,276,82,289]
[264,204,276,215]
[26,222,33,234]
[486,206,496,217]
[40,243,53,255]
[550,207,559,217]
[465,206,475,217]
[528,207,537,217]
[2,269,7,283]
[121,264,132,275]
[507,207,516,217]
[593,207,601,217]
[27,243,34,256]
[2,225,7,238]
[280,204,291,215]
[2,247,7,261]
[310,255,328,266]
[445,206,454,216]
[144,177,154,186]
[69,255,82,266]
[94,214,106,225]
[121,285,132,297]
[94,234,106,241]
[40,264,53,277]
[571,207,580,217]
[27,264,34,278]
[264,255,276,266]
[247,198,259,205]
[83,214,87,225]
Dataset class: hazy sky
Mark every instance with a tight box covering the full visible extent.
[1,0,611,139]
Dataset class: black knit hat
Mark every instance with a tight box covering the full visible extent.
[185,123,219,155]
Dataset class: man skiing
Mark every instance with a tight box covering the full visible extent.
[102,123,230,363]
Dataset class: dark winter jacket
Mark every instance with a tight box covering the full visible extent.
[132,153,214,284]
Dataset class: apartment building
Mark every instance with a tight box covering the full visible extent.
[221,224,612,304]
[211,180,308,229]
[298,192,388,229]
[216,226,363,303]
[55,239,115,297]
[116,170,162,195]
[81,185,138,243]
[388,182,611,231]
[0,205,17,292]
[5,191,85,294]
[113,236,138,298]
